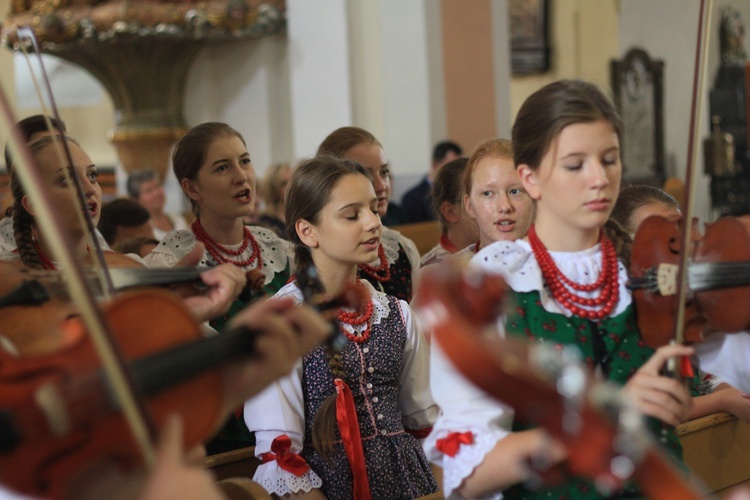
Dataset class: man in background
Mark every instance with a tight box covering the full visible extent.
[401,140,462,223]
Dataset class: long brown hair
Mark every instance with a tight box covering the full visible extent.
[284,155,372,458]
[316,126,381,158]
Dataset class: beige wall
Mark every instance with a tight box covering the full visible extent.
[510,0,619,122]
[441,0,498,152]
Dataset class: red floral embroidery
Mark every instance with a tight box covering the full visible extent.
[436,431,474,457]
[260,435,310,476]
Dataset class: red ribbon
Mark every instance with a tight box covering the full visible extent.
[334,378,372,500]
[436,431,474,457]
[680,355,695,378]
[260,435,310,476]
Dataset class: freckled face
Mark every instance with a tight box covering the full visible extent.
[465,155,534,249]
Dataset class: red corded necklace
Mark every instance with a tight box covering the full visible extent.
[527,225,619,320]
[357,244,391,282]
[439,233,459,254]
[34,240,56,270]
[191,219,262,268]
[337,280,374,343]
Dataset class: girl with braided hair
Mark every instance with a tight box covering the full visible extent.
[244,155,438,499]
[0,132,246,332]
[1,134,127,270]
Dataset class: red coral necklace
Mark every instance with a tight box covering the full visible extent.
[527,224,619,320]
[191,219,262,268]
[337,280,374,343]
[357,245,391,282]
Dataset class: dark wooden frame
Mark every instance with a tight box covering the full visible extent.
[610,48,666,186]
[510,0,550,75]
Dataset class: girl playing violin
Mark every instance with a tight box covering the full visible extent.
[425,80,693,499]
[317,127,421,302]
[612,184,750,423]
[245,156,439,499]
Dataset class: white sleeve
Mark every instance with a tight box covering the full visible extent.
[142,248,177,267]
[397,300,439,430]
[694,332,750,393]
[243,361,323,496]
[424,338,514,500]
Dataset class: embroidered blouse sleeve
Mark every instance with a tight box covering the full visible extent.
[143,230,197,268]
[397,300,439,430]
[243,361,323,496]
[423,326,514,500]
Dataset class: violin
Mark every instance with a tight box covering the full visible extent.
[414,263,706,499]
[0,264,357,498]
[628,214,750,348]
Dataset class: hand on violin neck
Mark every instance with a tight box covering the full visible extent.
[181,263,247,323]
[623,344,694,426]
[221,297,331,409]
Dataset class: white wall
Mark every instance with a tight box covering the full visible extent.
[619,0,750,222]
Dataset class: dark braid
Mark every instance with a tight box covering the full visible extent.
[8,134,79,269]
[311,345,348,460]
[9,166,43,269]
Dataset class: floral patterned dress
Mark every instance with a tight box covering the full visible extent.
[425,239,686,499]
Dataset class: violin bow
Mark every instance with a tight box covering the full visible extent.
[671,0,713,365]
[0,31,157,464]
[15,27,116,300]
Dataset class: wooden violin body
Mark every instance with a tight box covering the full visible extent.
[414,263,704,499]
[629,215,750,348]
[0,289,225,498]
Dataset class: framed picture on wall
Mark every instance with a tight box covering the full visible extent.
[610,48,666,186]
[509,0,550,75]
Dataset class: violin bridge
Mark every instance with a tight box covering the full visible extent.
[656,264,678,296]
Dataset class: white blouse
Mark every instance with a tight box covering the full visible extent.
[143,225,292,285]
[244,280,437,496]
[424,239,632,499]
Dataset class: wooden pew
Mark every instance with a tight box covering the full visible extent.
[678,412,750,495]
[391,220,442,256]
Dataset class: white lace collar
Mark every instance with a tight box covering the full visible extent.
[274,279,393,339]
